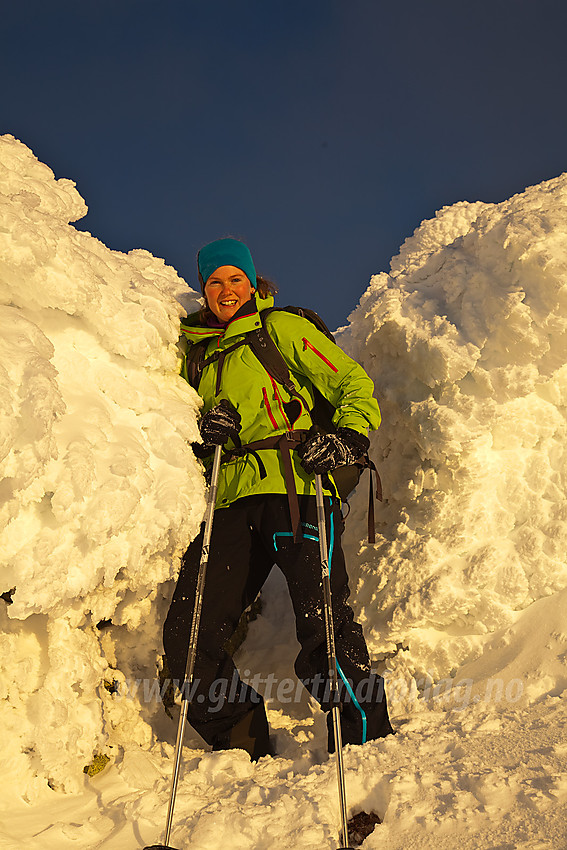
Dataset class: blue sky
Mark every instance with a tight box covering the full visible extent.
[2,0,567,327]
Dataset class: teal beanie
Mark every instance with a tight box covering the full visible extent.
[197,238,257,291]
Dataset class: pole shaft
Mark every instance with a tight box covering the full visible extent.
[162,444,223,847]
[315,475,350,849]
[164,699,188,845]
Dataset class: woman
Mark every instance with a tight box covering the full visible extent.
[163,237,393,759]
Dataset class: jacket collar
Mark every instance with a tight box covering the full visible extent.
[181,294,274,344]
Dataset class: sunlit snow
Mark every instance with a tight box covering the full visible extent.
[0,135,206,796]
[1,136,566,848]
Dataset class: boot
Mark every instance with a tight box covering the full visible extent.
[212,701,273,761]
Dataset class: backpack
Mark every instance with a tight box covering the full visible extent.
[184,305,382,541]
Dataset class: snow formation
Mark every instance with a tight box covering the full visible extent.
[1,138,566,848]
[339,181,567,692]
[0,135,205,794]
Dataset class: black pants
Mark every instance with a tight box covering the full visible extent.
[163,494,393,756]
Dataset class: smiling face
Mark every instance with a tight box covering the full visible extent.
[204,265,255,322]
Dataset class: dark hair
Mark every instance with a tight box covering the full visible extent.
[198,274,278,323]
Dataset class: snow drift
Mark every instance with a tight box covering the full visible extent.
[0,135,206,794]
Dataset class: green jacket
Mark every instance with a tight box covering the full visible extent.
[180,294,381,509]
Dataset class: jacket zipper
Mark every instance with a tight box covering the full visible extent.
[302,337,338,372]
[262,387,279,430]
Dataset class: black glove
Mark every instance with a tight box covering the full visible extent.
[298,427,370,475]
[198,399,241,446]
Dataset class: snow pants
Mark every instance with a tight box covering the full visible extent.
[163,493,393,758]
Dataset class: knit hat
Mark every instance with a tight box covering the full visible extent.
[197,238,257,291]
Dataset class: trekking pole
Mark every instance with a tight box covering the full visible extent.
[314,474,353,850]
[144,443,223,850]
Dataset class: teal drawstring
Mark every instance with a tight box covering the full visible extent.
[272,500,368,744]
[273,529,318,551]
[328,499,368,744]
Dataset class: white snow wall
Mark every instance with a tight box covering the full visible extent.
[2,134,567,795]
[338,177,567,690]
[0,136,206,794]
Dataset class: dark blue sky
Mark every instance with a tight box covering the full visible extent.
[2,0,567,328]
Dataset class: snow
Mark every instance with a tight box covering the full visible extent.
[1,135,566,848]
[0,135,206,798]
[338,178,567,686]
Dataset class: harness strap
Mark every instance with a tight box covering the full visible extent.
[222,430,310,542]
[366,458,382,544]
[218,437,382,544]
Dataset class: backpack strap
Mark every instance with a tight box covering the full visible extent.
[246,315,311,410]
[185,337,248,394]
[183,311,308,402]
[184,339,208,389]
[268,305,336,343]
[184,307,321,403]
